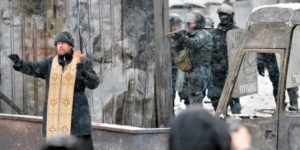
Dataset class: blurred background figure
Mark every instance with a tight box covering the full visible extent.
[41,134,83,150]
[169,106,231,150]
[227,120,252,150]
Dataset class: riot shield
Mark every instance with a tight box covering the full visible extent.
[227,29,258,98]
[287,25,300,88]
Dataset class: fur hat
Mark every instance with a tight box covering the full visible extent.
[54,31,74,47]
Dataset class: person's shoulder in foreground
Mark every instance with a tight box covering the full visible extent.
[169,106,231,150]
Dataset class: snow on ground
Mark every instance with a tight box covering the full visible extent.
[239,72,276,117]
[174,70,299,116]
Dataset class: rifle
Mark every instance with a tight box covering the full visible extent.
[167,29,190,37]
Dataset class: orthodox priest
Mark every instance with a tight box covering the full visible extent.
[8,31,99,150]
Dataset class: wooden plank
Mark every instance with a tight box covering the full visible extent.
[66,0,81,51]
[90,0,105,122]
[101,0,113,63]
[35,12,47,115]
[100,0,157,127]
[97,0,172,128]
[22,17,37,115]
[153,0,173,127]
[78,0,92,54]
[125,0,156,127]
[77,0,94,120]
[89,0,123,122]
[11,0,24,114]
[0,0,4,112]
[65,0,102,122]
[0,0,13,113]
[86,0,95,116]
[101,0,120,124]
[0,0,2,112]
[17,0,37,115]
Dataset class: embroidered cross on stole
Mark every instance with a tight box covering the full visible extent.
[46,56,77,140]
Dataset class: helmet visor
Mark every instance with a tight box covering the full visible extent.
[184,13,197,23]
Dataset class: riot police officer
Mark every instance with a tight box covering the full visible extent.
[171,11,213,106]
[169,13,188,108]
[169,14,183,102]
[257,53,299,111]
[209,4,242,113]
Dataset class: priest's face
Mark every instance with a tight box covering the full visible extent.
[56,42,72,55]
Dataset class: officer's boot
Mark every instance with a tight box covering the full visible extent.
[183,97,190,106]
[210,98,219,111]
[288,87,299,111]
[230,98,242,114]
[189,93,203,107]
[179,91,190,106]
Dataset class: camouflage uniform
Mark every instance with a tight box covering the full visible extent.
[169,37,184,101]
[184,29,213,105]
[176,16,216,106]
[208,4,242,113]
[257,53,299,111]
[170,12,213,106]
[169,14,184,109]
[178,76,190,105]
[170,29,212,105]
[170,37,190,105]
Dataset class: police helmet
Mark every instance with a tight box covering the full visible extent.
[217,4,234,15]
[169,13,182,26]
[205,16,214,28]
[184,11,206,29]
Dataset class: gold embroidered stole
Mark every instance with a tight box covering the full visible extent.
[46,56,77,140]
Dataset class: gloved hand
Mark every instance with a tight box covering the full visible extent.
[178,35,188,46]
[257,64,265,76]
[179,30,190,37]
[8,54,22,67]
[170,30,190,39]
[8,54,20,64]
[174,32,184,39]
[77,63,88,78]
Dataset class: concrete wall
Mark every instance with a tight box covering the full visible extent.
[0,114,169,150]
